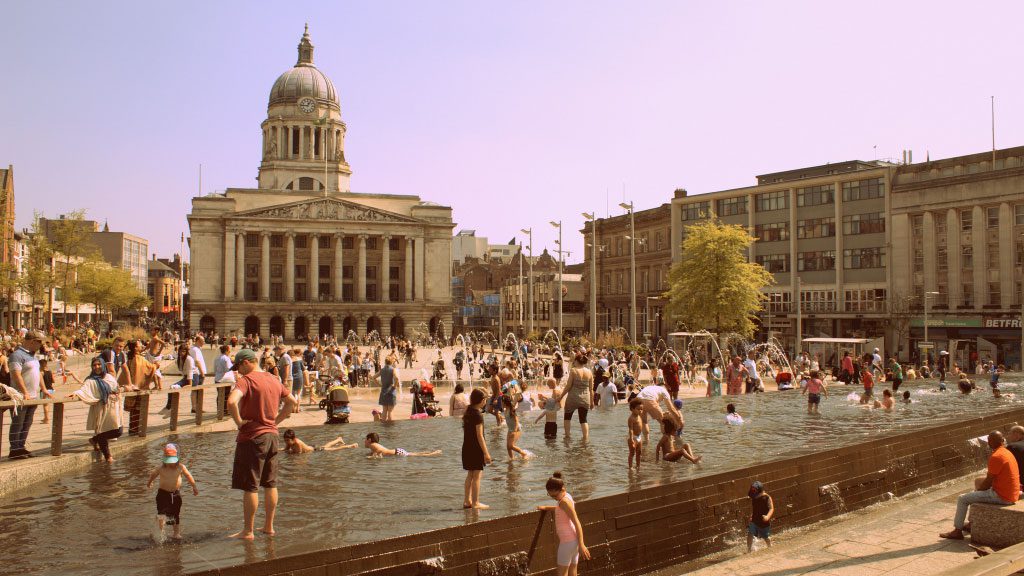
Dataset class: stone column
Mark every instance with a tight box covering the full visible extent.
[946,209,961,307]
[285,232,295,302]
[972,205,986,309]
[223,229,235,301]
[310,233,320,301]
[405,237,413,302]
[357,234,367,302]
[381,234,391,302]
[260,232,270,302]
[298,126,304,159]
[334,233,344,301]
[235,232,246,300]
[415,236,425,302]
[922,211,937,294]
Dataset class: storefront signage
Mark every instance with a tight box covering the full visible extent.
[984,318,1022,329]
[909,317,982,328]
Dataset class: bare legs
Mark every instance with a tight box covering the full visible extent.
[230,487,278,540]
[463,470,487,509]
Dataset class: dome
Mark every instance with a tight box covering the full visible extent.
[268,25,339,107]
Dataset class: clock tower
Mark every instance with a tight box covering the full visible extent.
[257,25,352,192]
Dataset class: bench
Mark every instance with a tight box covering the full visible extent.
[972,500,1024,549]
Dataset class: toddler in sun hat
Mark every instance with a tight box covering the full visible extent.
[146,443,199,542]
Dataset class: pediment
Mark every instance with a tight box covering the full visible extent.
[234,198,419,223]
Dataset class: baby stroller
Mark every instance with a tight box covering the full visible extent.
[410,379,442,417]
[318,381,351,424]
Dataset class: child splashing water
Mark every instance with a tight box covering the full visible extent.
[655,418,702,464]
[364,432,442,458]
[146,443,198,542]
[536,472,590,576]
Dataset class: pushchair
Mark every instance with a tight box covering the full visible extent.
[410,379,442,417]
[318,381,351,424]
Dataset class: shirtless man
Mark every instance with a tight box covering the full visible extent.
[635,381,684,439]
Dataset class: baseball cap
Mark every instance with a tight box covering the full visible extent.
[749,481,764,496]
[163,443,179,464]
[231,348,257,370]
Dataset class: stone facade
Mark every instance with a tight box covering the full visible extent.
[187,27,453,341]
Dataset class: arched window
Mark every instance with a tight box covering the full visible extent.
[297,177,324,191]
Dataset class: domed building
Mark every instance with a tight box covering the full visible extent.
[188,26,454,341]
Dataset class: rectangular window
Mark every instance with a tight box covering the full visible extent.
[366,266,377,281]
[960,210,972,231]
[754,222,790,242]
[245,233,259,246]
[318,236,330,249]
[987,206,1000,229]
[342,237,354,249]
[913,248,924,273]
[962,283,973,307]
[796,184,834,207]
[796,217,835,239]
[655,231,664,251]
[367,237,378,250]
[295,283,306,301]
[294,234,307,249]
[271,264,283,278]
[342,265,353,279]
[389,284,399,301]
[390,266,400,279]
[295,264,306,278]
[245,282,258,301]
[842,212,885,235]
[270,234,284,248]
[755,191,788,212]
[755,253,789,273]
[841,177,885,201]
[342,283,353,301]
[961,245,973,269]
[767,292,791,313]
[799,290,836,312]
[911,214,924,238]
[318,265,330,278]
[246,264,258,278]
[389,238,399,250]
[717,196,747,216]
[319,282,331,299]
[988,283,1000,306]
[270,283,283,301]
[844,288,886,312]
[680,201,709,221]
[843,247,886,269]
[797,250,835,272]
[1016,204,1024,225]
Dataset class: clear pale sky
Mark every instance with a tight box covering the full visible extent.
[2,1,1022,260]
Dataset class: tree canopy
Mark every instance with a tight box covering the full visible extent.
[663,218,774,338]
[77,259,150,315]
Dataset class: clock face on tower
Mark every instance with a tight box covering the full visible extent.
[298,97,316,114]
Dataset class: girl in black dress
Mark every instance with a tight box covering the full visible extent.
[462,388,492,509]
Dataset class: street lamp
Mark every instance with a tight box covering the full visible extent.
[582,213,598,342]
[619,202,637,344]
[549,221,563,337]
[923,290,940,360]
[520,228,533,336]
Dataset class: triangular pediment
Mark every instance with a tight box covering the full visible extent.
[233,198,419,223]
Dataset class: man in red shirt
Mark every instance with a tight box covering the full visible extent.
[941,431,1020,540]
[227,348,296,540]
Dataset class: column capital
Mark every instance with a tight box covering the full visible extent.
[285,231,296,239]
[260,231,271,239]
[358,234,368,242]
[381,233,392,241]
[334,232,345,240]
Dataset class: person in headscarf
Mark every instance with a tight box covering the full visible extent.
[67,356,123,462]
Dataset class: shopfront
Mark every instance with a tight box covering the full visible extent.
[910,316,1023,371]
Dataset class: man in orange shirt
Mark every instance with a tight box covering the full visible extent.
[941,430,1020,540]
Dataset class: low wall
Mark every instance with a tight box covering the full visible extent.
[192,408,1024,576]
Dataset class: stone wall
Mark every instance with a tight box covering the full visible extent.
[191,408,1023,576]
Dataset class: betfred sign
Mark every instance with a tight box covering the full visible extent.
[985,318,1022,329]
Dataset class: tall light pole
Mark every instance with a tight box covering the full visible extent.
[923,290,940,360]
[518,242,523,333]
[549,220,563,337]
[582,213,598,342]
[520,228,534,336]
[619,202,637,344]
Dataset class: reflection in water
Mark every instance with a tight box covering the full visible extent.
[0,380,1019,575]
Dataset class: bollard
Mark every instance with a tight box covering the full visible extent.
[216,386,226,420]
[138,393,150,438]
[51,403,65,456]
[195,388,204,426]
[169,392,180,432]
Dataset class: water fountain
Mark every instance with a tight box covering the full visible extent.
[542,328,563,356]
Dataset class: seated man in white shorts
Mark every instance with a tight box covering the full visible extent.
[636,383,683,438]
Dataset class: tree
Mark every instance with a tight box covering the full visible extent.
[663,218,774,338]
[23,216,57,326]
[78,259,150,318]
[44,210,98,324]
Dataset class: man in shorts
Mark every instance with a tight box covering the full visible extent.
[227,348,296,540]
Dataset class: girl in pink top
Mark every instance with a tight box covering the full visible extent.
[802,370,828,414]
[537,472,590,575]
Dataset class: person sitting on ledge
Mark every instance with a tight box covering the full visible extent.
[940,431,1020,540]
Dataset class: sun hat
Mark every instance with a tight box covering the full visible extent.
[163,443,179,464]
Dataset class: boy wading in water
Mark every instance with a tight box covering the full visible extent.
[147,443,199,542]
[627,399,644,471]
[747,481,773,551]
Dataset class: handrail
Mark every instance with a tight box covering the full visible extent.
[934,540,1024,575]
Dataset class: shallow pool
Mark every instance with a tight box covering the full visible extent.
[1,380,1019,575]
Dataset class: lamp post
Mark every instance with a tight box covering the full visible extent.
[619,202,637,344]
[520,228,533,336]
[549,221,563,337]
[923,290,940,360]
[518,241,523,333]
[582,213,597,342]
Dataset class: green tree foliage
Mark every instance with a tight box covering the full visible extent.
[663,219,774,338]
[77,259,150,316]
[44,210,99,319]
[24,216,57,324]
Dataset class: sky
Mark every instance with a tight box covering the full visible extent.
[2,1,1022,261]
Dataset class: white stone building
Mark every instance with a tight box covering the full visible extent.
[188,27,454,341]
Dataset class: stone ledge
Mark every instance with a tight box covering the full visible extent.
[971,500,1024,549]
[935,540,1024,576]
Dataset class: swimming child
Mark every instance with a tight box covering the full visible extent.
[957,373,973,394]
[802,370,828,414]
[726,403,745,425]
[145,443,198,542]
[879,389,894,410]
[535,377,561,439]
[536,472,590,576]
[655,418,701,464]
[364,432,441,458]
[627,399,643,471]
[901,390,912,404]
[747,481,773,552]
[282,429,357,454]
